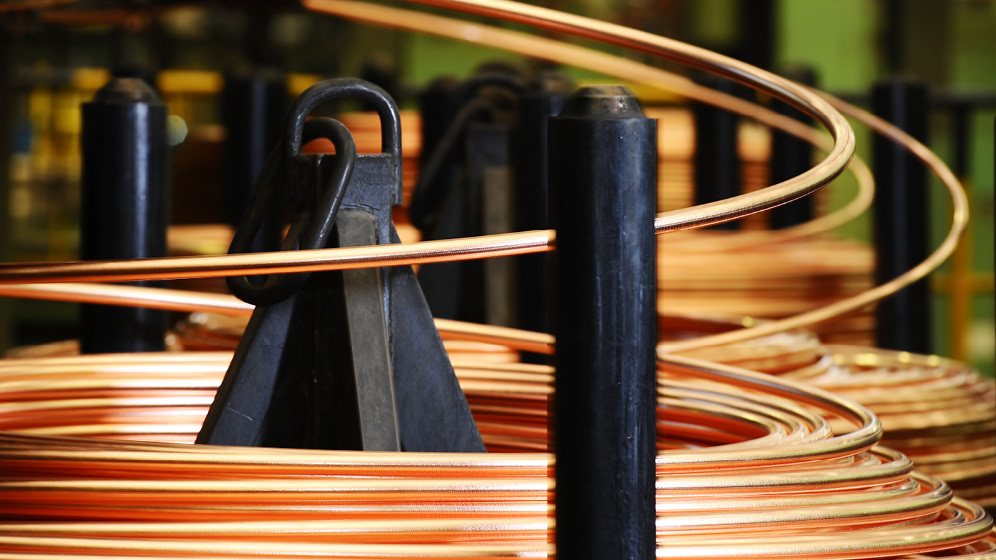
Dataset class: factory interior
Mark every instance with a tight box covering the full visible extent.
[0,0,994,558]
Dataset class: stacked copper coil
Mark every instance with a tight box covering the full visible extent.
[658,231,875,344]
[656,314,996,510]
[0,0,988,558]
[791,346,996,510]
[0,338,994,558]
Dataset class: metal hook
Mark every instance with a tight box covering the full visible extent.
[227,117,357,306]
[285,78,402,162]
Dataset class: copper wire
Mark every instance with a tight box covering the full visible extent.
[0,341,993,558]
[0,1,991,558]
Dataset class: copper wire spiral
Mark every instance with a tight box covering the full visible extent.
[0,0,993,558]
[0,337,993,558]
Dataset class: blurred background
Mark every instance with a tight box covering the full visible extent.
[0,0,992,376]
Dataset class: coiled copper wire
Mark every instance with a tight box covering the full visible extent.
[0,0,991,558]
[0,339,993,558]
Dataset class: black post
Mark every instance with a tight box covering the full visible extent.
[222,70,286,229]
[550,85,657,559]
[693,77,739,229]
[872,78,931,354]
[770,67,816,228]
[80,78,169,353]
[514,75,568,338]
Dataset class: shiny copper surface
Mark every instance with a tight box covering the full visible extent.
[0,0,990,558]
[0,342,993,558]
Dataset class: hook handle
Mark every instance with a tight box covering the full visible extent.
[285,78,402,162]
[227,117,357,305]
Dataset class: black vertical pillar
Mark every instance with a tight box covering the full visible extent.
[770,67,816,228]
[418,77,460,173]
[872,78,931,354]
[222,70,286,229]
[514,76,567,337]
[550,85,657,560]
[693,78,739,229]
[80,78,169,353]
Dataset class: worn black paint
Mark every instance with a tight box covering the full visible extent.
[550,85,657,560]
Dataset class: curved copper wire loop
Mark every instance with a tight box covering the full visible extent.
[0,0,858,285]
[0,0,958,360]
[0,345,992,557]
[0,1,991,557]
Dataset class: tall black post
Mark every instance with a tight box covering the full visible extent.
[514,75,568,339]
[222,70,286,229]
[550,85,657,559]
[693,77,739,229]
[80,77,169,353]
[872,78,931,354]
[770,67,816,228]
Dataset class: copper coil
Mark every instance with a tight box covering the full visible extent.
[659,320,996,509]
[0,342,993,558]
[659,232,875,345]
[0,1,987,558]
[800,346,996,509]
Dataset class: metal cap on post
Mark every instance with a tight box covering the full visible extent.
[80,77,169,354]
[872,78,931,354]
[550,85,657,559]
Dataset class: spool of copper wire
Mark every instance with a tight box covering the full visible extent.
[0,341,993,558]
[0,1,990,558]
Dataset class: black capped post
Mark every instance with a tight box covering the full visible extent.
[871,78,931,354]
[549,85,657,559]
[80,77,169,353]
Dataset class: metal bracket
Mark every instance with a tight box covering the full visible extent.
[197,78,485,453]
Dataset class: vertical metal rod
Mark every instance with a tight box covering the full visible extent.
[872,78,931,354]
[222,71,286,230]
[514,76,567,338]
[80,77,169,353]
[550,85,657,560]
[693,77,739,230]
[770,67,816,228]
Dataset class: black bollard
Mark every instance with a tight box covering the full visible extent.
[693,77,739,230]
[221,70,287,229]
[550,85,657,560]
[769,67,817,228]
[514,74,568,339]
[872,78,931,354]
[80,77,169,353]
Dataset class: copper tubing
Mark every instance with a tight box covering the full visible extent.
[0,346,993,557]
[0,2,991,558]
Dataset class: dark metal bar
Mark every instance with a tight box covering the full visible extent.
[222,70,287,230]
[550,85,657,560]
[80,77,169,353]
[514,74,568,338]
[770,66,816,228]
[872,78,931,354]
[693,77,739,230]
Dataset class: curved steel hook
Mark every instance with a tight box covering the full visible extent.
[285,78,402,162]
[227,117,358,305]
